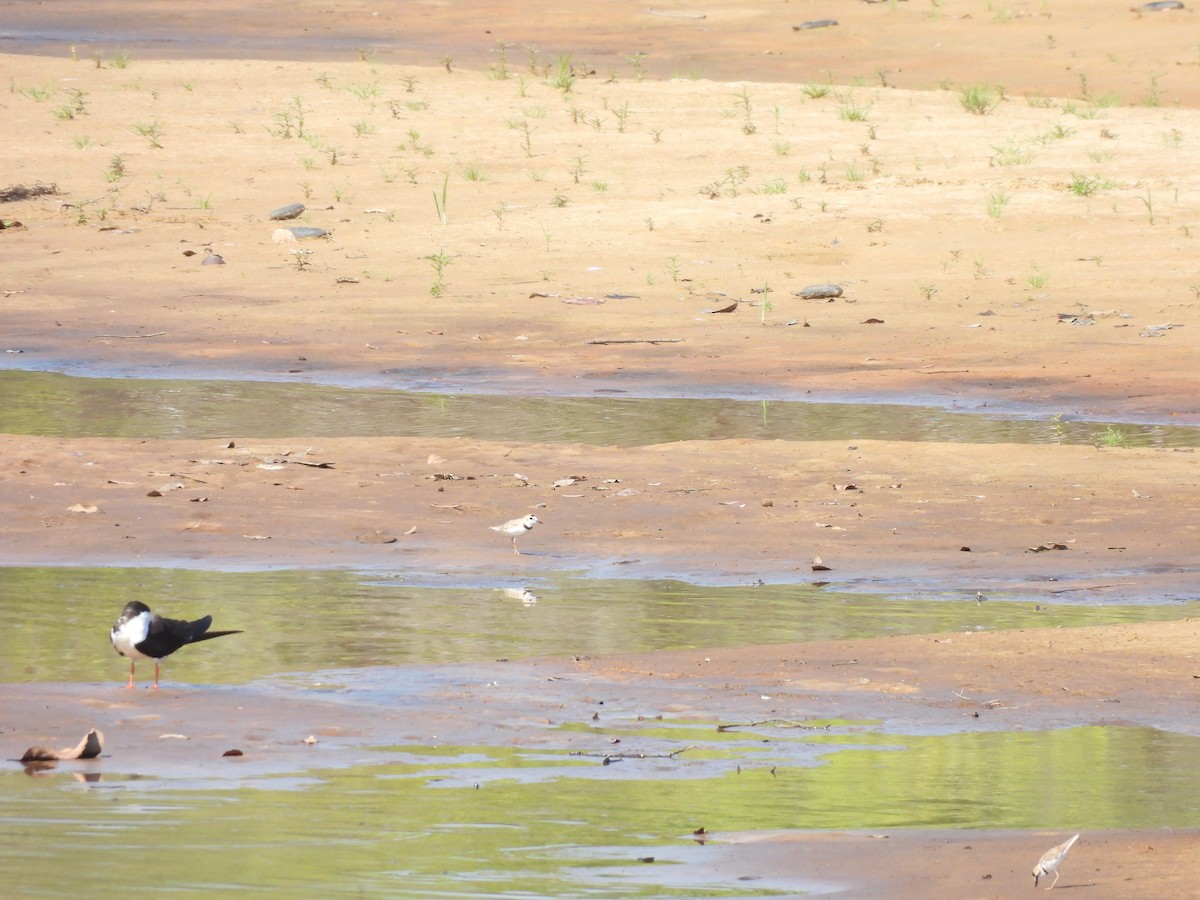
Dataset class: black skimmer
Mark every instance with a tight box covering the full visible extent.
[490,514,540,555]
[110,600,241,689]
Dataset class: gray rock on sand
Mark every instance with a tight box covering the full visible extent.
[201,252,226,265]
[1137,0,1183,9]
[285,226,329,239]
[794,284,843,300]
[793,19,838,30]
[269,203,305,221]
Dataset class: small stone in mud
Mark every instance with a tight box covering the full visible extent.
[269,203,305,220]
[286,226,329,240]
[795,284,843,300]
[357,530,398,544]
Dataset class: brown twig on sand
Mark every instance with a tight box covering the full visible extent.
[1048,582,1134,594]
[646,7,706,18]
[91,332,166,339]
[584,338,682,345]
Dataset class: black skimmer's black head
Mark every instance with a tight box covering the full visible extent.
[110,601,241,689]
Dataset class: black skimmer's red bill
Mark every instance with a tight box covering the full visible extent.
[110,600,242,689]
[490,514,540,555]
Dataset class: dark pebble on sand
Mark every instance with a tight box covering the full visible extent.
[794,19,838,30]
[1138,0,1183,8]
[269,203,305,221]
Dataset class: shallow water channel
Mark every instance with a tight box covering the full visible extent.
[4,567,1199,685]
[2,369,1199,896]
[2,368,1198,447]
[5,723,1200,897]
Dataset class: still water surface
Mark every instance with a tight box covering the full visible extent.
[2,566,1196,685]
[3,724,1198,896]
[2,369,1197,447]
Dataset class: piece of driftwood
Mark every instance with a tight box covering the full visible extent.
[20,728,104,762]
[91,331,167,339]
[1048,582,1133,594]
[716,720,832,732]
[570,745,696,760]
[0,183,59,203]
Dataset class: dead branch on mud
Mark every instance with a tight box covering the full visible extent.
[584,338,683,345]
[570,745,697,763]
[717,719,833,732]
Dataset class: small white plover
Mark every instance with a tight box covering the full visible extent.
[490,514,540,555]
[1032,833,1079,889]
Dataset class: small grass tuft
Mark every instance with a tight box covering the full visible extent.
[990,138,1031,166]
[837,99,870,122]
[959,82,1004,115]
[1066,173,1115,197]
[104,154,127,182]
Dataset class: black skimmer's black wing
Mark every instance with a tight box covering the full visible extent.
[140,612,240,658]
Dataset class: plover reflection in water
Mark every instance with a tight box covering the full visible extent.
[502,587,538,604]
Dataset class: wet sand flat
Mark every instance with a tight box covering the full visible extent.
[1,432,1198,598]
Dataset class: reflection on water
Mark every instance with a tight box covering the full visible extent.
[1,369,1197,447]
[1,726,1197,896]
[1,566,1196,685]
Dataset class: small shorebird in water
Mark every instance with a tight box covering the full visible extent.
[110,601,242,689]
[1032,833,1079,889]
[490,514,539,555]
